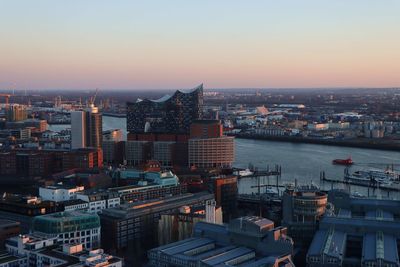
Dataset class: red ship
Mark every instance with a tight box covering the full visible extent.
[332,157,353,165]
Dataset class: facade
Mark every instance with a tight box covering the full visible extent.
[188,120,235,169]
[71,105,102,149]
[306,190,400,267]
[126,84,203,134]
[148,216,294,267]
[32,211,101,250]
[103,129,124,165]
[39,185,85,202]
[5,234,122,267]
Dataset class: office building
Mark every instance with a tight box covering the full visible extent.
[4,234,122,267]
[71,105,102,149]
[32,211,101,250]
[102,129,125,164]
[188,120,235,169]
[306,190,400,267]
[126,84,203,135]
[148,216,295,267]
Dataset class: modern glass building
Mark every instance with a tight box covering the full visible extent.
[32,211,101,249]
[126,84,203,134]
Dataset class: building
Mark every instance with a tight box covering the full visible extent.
[71,111,86,149]
[99,192,214,264]
[103,129,124,165]
[188,120,235,169]
[0,220,20,249]
[4,234,122,267]
[5,119,48,133]
[208,175,238,222]
[109,169,186,202]
[157,200,223,245]
[282,186,327,245]
[5,104,27,122]
[0,147,103,178]
[32,211,101,250]
[126,84,203,135]
[148,216,295,267]
[0,195,57,233]
[71,105,102,149]
[76,190,120,213]
[306,190,400,267]
[39,184,85,202]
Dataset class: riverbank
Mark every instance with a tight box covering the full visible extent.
[234,134,400,152]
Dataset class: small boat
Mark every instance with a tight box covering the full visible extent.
[332,157,353,165]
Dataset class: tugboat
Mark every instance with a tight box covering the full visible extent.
[332,156,353,165]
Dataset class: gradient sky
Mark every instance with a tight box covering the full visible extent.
[1,0,400,90]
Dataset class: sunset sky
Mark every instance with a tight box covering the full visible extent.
[1,0,400,90]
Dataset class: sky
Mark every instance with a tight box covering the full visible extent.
[0,0,400,90]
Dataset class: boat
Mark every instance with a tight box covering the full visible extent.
[344,167,399,186]
[234,169,254,177]
[332,157,353,165]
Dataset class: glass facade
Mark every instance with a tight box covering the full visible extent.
[126,84,203,134]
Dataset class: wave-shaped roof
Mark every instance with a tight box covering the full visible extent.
[135,84,203,103]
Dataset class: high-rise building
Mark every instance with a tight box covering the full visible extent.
[5,104,28,122]
[126,84,203,135]
[188,120,235,169]
[71,105,102,149]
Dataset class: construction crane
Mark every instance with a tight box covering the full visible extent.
[89,88,99,106]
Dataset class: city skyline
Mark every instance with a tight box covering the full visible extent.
[1,0,400,90]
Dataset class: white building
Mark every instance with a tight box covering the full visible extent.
[76,191,120,213]
[39,184,85,202]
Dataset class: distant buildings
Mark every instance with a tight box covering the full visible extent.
[71,105,102,149]
[148,216,294,267]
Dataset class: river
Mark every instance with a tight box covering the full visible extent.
[49,116,400,198]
